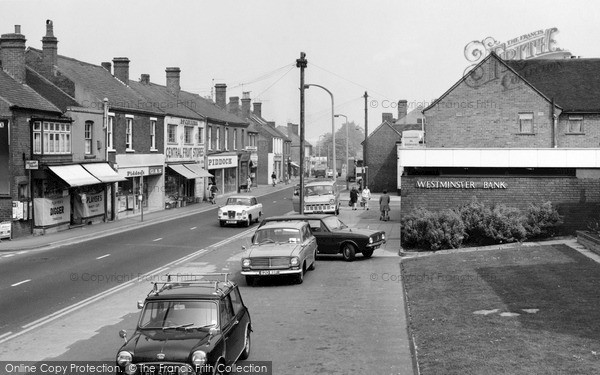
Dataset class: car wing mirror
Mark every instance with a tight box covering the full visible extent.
[119,329,128,343]
[137,300,143,309]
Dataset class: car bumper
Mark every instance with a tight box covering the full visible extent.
[241,269,302,276]
[366,240,386,249]
[219,217,247,224]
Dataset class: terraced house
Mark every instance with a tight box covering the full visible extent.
[399,52,600,233]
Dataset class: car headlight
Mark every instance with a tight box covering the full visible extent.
[381,233,385,240]
[218,208,223,215]
[242,210,247,216]
[369,237,374,244]
[242,258,251,267]
[290,257,299,266]
[192,350,207,367]
[117,351,133,366]
[329,199,335,204]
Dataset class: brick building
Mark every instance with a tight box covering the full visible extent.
[399,52,600,233]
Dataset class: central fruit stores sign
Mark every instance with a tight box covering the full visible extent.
[416,180,507,189]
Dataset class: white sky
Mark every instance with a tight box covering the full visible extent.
[3,0,600,143]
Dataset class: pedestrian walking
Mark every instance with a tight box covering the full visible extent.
[209,183,219,205]
[379,189,390,221]
[271,172,277,186]
[361,185,371,210]
[350,186,359,210]
[246,175,252,192]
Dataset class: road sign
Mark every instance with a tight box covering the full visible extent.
[25,160,39,170]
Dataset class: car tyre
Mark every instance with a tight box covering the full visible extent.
[256,212,262,223]
[245,276,255,286]
[362,249,374,258]
[342,243,356,262]
[213,359,226,375]
[295,266,304,284]
[219,220,225,227]
[240,326,251,360]
[308,253,316,270]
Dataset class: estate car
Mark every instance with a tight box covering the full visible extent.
[259,214,386,261]
[116,273,251,375]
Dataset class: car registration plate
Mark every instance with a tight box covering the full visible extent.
[260,270,279,275]
[226,220,237,224]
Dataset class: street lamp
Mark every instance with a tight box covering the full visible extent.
[334,114,348,181]
[305,83,335,180]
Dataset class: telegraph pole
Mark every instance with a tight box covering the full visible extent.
[363,91,369,187]
[296,52,307,214]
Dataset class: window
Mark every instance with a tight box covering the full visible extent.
[208,126,212,150]
[107,114,114,150]
[198,127,204,144]
[216,127,221,150]
[233,129,238,150]
[518,113,533,133]
[184,126,193,144]
[150,118,157,150]
[168,124,177,143]
[125,116,133,150]
[84,121,93,154]
[224,127,229,150]
[33,120,72,155]
[229,287,244,315]
[568,116,583,133]
[241,129,245,148]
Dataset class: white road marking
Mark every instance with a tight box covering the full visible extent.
[96,254,110,260]
[2,254,15,258]
[190,227,197,230]
[152,238,163,242]
[0,331,13,340]
[11,279,31,287]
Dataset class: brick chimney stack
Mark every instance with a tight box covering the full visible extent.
[287,122,299,136]
[41,19,58,76]
[112,57,130,84]
[140,74,150,85]
[241,92,251,119]
[382,112,394,123]
[397,100,408,120]
[165,67,180,96]
[229,96,240,115]
[253,101,262,118]
[101,62,112,74]
[0,25,27,83]
[215,83,227,108]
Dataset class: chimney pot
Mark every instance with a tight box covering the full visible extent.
[41,19,58,76]
[382,112,394,123]
[141,74,150,84]
[112,57,130,84]
[165,67,180,96]
[241,92,251,118]
[15,25,21,34]
[215,83,227,109]
[397,100,408,121]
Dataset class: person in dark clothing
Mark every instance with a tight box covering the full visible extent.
[379,189,390,221]
[350,186,359,210]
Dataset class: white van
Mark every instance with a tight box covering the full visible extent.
[292,180,340,215]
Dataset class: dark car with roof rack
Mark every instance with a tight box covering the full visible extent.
[259,214,386,261]
[115,273,251,375]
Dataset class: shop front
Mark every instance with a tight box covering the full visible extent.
[207,153,239,196]
[165,163,212,208]
[115,154,165,217]
[239,150,258,189]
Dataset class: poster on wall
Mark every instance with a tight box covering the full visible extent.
[73,191,105,219]
[0,221,11,239]
[34,196,71,227]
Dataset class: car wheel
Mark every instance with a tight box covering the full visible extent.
[362,249,374,258]
[245,276,255,286]
[308,251,316,270]
[295,266,304,284]
[213,360,226,375]
[219,220,225,227]
[240,326,251,360]
[256,212,262,223]
[342,243,356,262]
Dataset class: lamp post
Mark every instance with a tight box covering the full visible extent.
[305,84,335,181]
[334,114,348,180]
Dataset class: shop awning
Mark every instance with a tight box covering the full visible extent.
[183,163,213,178]
[168,164,199,179]
[48,165,102,187]
[82,163,126,183]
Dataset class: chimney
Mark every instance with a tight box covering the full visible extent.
[241,92,251,118]
[112,57,130,84]
[253,101,262,118]
[0,25,27,83]
[140,74,150,85]
[41,20,58,76]
[101,62,112,74]
[215,83,227,108]
[382,112,394,123]
[288,122,299,136]
[228,96,240,115]
[165,67,180,96]
[397,100,408,120]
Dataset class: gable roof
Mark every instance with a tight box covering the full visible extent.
[504,58,600,113]
[396,105,424,125]
[0,69,61,113]
[128,80,203,120]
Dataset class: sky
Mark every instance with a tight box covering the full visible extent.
[3,0,600,144]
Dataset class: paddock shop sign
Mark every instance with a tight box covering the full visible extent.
[207,155,238,170]
[416,180,508,189]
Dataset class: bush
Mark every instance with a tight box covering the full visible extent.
[523,201,563,239]
[484,204,527,243]
[401,208,465,251]
[458,199,493,245]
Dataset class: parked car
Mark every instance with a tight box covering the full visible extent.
[292,180,340,215]
[259,214,386,261]
[116,273,251,375]
[326,168,334,178]
[218,195,262,227]
[241,221,317,285]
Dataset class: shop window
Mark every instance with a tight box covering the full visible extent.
[518,113,533,134]
[184,126,193,144]
[34,120,72,155]
[150,119,157,150]
[568,116,583,133]
[84,121,93,154]
[125,116,134,150]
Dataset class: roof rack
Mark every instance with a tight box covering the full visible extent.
[149,273,232,296]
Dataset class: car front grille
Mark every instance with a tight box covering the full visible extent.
[228,210,236,219]
[251,257,290,269]
[133,363,194,375]
[305,204,333,212]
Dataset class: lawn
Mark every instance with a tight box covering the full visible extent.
[401,244,600,374]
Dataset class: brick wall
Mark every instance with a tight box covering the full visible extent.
[366,122,401,193]
[401,175,600,234]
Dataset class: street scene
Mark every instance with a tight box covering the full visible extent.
[2,0,600,374]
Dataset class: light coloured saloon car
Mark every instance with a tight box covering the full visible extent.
[218,195,262,227]
[241,221,317,286]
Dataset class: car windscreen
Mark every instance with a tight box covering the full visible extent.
[253,227,301,244]
[139,300,218,329]
[305,185,334,196]
[226,198,251,205]
[322,216,346,230]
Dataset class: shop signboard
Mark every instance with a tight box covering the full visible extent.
[0,221,11,239]
[207,155,238,170]
[34,196,71,227]
[118,166,163,178]
[73,191,105,219]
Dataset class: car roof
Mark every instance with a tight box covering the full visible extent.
[263,214,333,222]
[145,283,235,301]
[257,221,308,230]
[305,180,336,186]
[227,195,255,199]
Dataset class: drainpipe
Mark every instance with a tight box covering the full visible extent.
[551,98,558,148]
